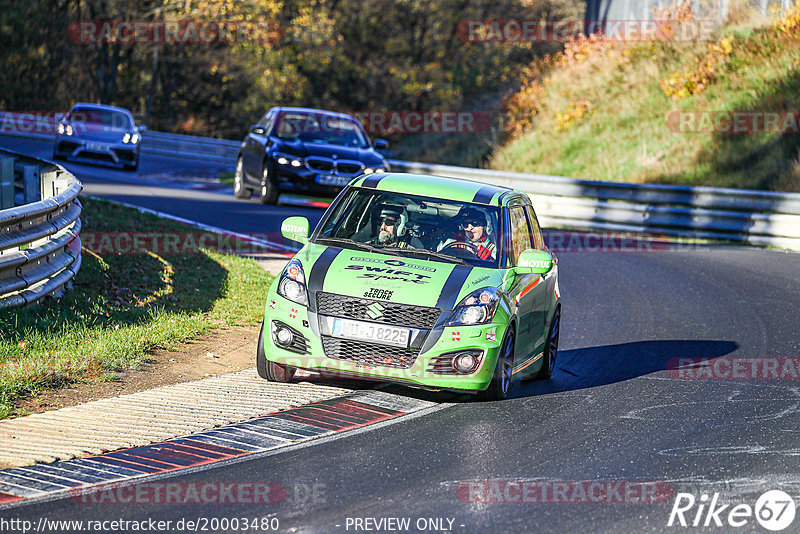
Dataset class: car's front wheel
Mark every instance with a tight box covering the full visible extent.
[256,322,296,382]
[479,326,515,401]
[260,161,279,205]
[537,307,560,380]
[233,157,253,199]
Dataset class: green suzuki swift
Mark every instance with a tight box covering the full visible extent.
[257,173,560,400]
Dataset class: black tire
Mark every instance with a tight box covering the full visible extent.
[234,157,253,199]
[479,326,515,401]
[537,307,560,380]
[259,161,279,205]
[256,322,296,382]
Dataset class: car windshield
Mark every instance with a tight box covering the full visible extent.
[273,112,368,148]
[314,188,503,268]
[69,107,133,130]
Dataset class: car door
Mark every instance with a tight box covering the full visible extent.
[523,203,552,355]
[508,204,548,367]
[242,111,275,185]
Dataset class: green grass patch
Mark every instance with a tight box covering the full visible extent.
[0,197,273,418]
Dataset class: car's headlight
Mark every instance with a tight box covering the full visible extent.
[131,133,140,144]
[276,154,303,167]
[59,123,73,136]
[122,133,131,143]
[444,287,501,326]
[276,259,308,306]
[122,133,140,144]
[363,168,375,174]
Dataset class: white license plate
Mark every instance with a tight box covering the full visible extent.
[315,174,350,186]
[84,142,108,152]
[331,318,411,348]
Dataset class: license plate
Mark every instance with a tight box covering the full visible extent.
[315,174,350,187]
[84,142,108,152]
[332,318,411,348]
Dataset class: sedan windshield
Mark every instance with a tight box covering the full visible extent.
[69,107,133,130]
[273,112,368,148]
[314,188,503,268]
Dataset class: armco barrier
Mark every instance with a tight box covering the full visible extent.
[0,148,82,308]
[2,110,800,251]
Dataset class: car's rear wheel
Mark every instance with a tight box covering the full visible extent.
[537,307,560,380]
[256,322,296,382]
[479,326,515,401]
[233,157,253,199]
[260,162,279,205]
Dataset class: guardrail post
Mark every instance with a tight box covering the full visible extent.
[22,165,40,204]
[39,169,67,200]
[0,155,15,209]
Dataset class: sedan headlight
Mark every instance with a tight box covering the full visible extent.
[59,123,73,136]
[276,154,303,167]
[363,167,385,175]
[122,133,140,144]
[445,287,501,326]
[276,259,308,306]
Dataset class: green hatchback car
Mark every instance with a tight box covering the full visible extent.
[257,173,560,400]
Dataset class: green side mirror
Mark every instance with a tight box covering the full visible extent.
[281,216,309,244]
[516,249,553,274]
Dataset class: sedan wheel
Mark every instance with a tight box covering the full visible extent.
[233,157,252,199]
[537,308,560,380]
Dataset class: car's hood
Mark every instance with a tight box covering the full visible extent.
[297,244,503,310]
[279,140,384,164]
[71,125,129,143]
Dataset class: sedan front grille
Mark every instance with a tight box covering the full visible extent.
[304,157,364,177]
[321,336,419,369]
[316,292,441,329]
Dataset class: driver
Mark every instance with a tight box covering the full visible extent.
[371,204,422,248]
[437,206,497,260]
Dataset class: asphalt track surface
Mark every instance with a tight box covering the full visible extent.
[2,135,800,532]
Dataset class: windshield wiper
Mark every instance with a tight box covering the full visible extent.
[315,237,399,256]
[381,247,467,265]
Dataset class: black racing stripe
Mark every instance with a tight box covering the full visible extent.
[472,186,497,204]
[308,247,341,292]
[435,264,473,311]
[361,174,386,188]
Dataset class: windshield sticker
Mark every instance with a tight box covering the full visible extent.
[348,256,436,272]
[345,265,431,284]
[364,288,394,300]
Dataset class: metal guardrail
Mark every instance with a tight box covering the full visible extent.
[2,110,800,251]
[0,148,82,308]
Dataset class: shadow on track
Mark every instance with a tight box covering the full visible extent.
[512,339,739,398]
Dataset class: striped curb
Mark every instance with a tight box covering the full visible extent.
[0,390,437,507]
[0,369,353,469]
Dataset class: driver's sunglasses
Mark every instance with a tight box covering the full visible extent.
[459,219,483,230]
[380,217,398,226]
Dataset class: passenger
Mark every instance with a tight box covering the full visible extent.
[438,206,497,260]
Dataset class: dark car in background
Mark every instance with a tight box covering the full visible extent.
[234,107,390,204]
[53,103,144,170]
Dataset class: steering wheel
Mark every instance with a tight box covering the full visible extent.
[440,241,479,256]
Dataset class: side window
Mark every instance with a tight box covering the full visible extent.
[508,206,534,265]
[260,111,276,132]
[524,205,545,250]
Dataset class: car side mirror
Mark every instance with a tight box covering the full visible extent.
[250,125,266,136]
[373,138,389,150]
[281,216,309,244]
[138,124,148,132]
[516,249,554,274]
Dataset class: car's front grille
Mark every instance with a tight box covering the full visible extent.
[321,336,419,369]
[316,292,441,329]
[304,157,364,177]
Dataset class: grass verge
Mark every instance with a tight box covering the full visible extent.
[0,196,273,418]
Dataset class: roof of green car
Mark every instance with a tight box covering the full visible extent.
[351,173,516,206]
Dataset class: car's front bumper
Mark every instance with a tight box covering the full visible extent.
[272,164,389,196]
[54,135,139,168]
[262,290,507,392]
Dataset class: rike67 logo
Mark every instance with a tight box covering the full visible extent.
[668,490,796,531]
